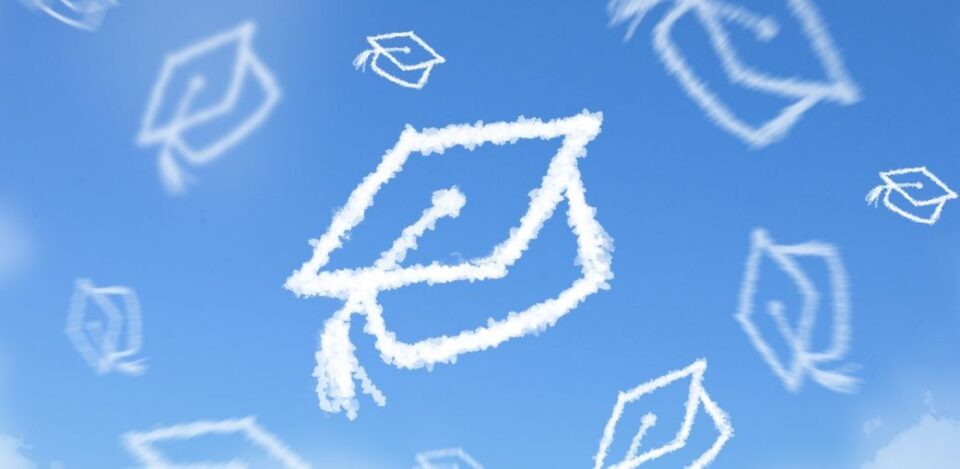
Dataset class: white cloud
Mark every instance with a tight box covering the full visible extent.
[0,435,36,469]
[862,414,960,469]
[593,359,732,469]
[20,0,116,32]
[863,418,882,437]
[608,0,860,147]
[0,209,32,286]
[285,111,613,420]
[65,279,148,376]
[123,416,310,468]
[138,22,281,194]
[353,31,446,89]
[735,228,857,394]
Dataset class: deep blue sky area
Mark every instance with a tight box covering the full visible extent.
[0,0,959,467]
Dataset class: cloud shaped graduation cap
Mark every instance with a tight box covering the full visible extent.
[137,21,281,194]
[285,111,614,420]
[593,359,733,469]
[609,0,860,147]
[123,416,310,469]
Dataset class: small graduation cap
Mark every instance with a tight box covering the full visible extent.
[353,31,446,90]
[27,0,117,31]
[65,278,147,376]
[415,448,483,469]
[866,167,957,225]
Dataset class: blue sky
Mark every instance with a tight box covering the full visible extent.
[0,0,959,467]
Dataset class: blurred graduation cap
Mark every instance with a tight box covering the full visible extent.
[65,278,146,376]
[867,167,957,225]
[353,31,446,90]
[415,448,483,469]
[736,228,857,394]
[123,417,310,469]
[137,21,281,194]
[23,0,116,31]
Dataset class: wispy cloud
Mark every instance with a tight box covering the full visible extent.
[0,209,33,288]
[0,435,36,469]
[863,418,883,437]
[862,413,960,469]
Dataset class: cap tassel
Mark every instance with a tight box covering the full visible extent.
[158,146,192,195]
[353,49,375,71]
[114,358,148,376]
[608,0,664,40]
[865,184,887,206]
[809,365,859,394]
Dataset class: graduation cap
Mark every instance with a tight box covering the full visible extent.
[735,229,857,394]
[866,167,957,225]
[123,417,310,469]
[415,448,483,469]
[24,0,116,31]
[285,111,613,420]
[353,31,446,89]
[608,0,860,147]
[593,359,732,469]
[137,21,281,194]
[65,278,146,376]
